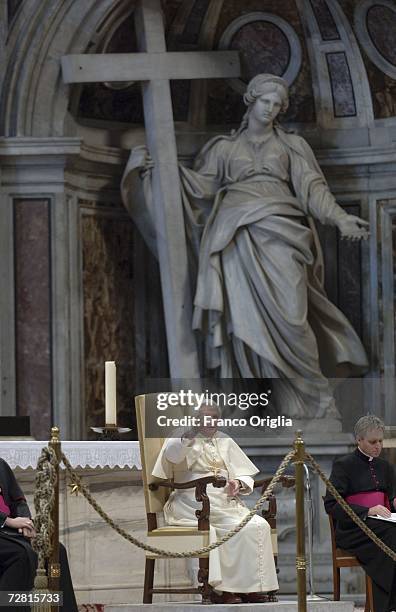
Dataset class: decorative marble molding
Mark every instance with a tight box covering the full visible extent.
[326,52,357,118]
[0,441,141,469]
[0,137,81,156]
[354,0,396,80]
[218,12,302,92]
[296,0,374,128]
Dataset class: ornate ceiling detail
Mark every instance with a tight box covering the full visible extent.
[218,12,302,93]
[354,0,396,80]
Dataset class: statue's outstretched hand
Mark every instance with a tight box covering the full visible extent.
[337,215,369,241]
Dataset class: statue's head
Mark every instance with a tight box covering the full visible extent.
[244,74,289,114]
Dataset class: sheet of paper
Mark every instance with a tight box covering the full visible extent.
[370,512,396,523]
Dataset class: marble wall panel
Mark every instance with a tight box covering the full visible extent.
[326,52,357,117]
[14,199,52,440]
[309,0,340,41]
[81,205,168,440]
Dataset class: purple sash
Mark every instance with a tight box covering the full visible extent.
[346,491,390,509]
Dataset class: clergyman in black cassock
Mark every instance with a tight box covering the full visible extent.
[0,457,78,612]
[324,447,396,612]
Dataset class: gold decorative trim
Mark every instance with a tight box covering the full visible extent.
[50,563,61,578]
[296,556,306,571]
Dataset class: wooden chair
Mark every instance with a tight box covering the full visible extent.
[136,393,295,604]
[328,514,375,612]
[136,393,223,604]
[254,474,295,571]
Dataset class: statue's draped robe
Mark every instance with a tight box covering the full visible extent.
[181,129,367,416]
[121,128,368,417]
[152,432,279,593]
[324,449,396,611]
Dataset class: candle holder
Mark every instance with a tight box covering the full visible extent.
[90,426,132,441]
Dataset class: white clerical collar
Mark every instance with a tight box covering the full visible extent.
[357,446,374,461]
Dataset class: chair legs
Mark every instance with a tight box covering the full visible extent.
[198,557,212,604]
[143,558,155,604]
[364,574,374,612]
[333,566,341,600]
[333,566,374,612]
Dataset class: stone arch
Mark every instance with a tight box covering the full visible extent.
[1,0,136,137]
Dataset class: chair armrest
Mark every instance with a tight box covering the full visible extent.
[149,476,227,530]
[254,475,296,491]
[253,475,295,528]
[149,476,226,491]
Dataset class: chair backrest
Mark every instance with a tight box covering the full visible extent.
[135,394,169,514]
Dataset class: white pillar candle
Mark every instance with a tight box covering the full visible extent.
[105,361,117,426]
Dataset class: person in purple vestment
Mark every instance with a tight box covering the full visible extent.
[0,457,78,612]
[324,415,396,612]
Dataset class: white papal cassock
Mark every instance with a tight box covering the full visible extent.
[152,432,279,594]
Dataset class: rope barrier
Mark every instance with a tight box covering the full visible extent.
[31,446,58,611]
[32,447,57,568]
[32,440,396,563]
[60,449,295,557]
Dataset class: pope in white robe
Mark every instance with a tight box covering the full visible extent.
[152,414,279,602]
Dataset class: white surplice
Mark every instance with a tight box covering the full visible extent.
[152,432,279,593]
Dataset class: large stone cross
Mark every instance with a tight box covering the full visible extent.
[61,0,240,379]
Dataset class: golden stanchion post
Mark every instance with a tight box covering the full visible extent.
[294,430,307,612]
[48,427,61,612]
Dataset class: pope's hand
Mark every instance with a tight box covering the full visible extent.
[181,429,196,443]
[337,215,369,241]
[225,479,241,497]
[368,504,391,518]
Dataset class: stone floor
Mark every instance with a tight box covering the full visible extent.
[103,602,357,612]
[77,600,367,611]
[79,602,364,612]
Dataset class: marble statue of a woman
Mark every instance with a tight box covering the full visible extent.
[122,74,369,419]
